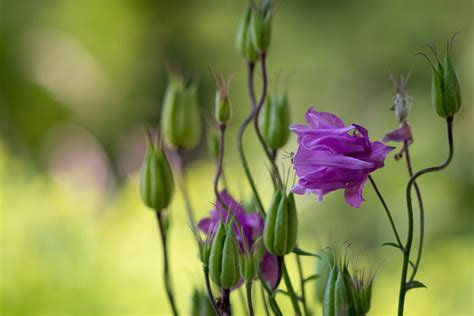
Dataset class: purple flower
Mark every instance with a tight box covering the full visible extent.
[290,108,394,208]
[198,190,279,288]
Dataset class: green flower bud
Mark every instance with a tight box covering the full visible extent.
[422,34,462,118]
[263,191,298,256]
[315,249,335,303]
[213,72,233,124]
[209,220,241,289]
[236,5,258,61]
[215,91,231,124]
[258,92,291,149]
[250,1,273,52]
[161,75,202,149]
[323,266,338,316]
[139,136,174,211]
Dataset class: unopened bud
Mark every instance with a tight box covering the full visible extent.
[161,74,202,149]
[263,190,298,256]
[421,34,462,118]
[250,1,273,52]
[212,72,233,124]
[208,220,241,289]
[258,92,291,149]
[139,134,174,211]
[236,5,258,62]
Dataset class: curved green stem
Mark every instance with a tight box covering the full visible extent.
[253,52,282,187]
[403,141,425,283]
[398,117,454,316]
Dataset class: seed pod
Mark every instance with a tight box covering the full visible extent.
[139,139,174,211]
[442,52,462,116]
[263,191,298,256]
[258,92,291,150]
[161,76,202,149]
[424,35,462,118]
[236,5,258,61]
[208,221,241,289]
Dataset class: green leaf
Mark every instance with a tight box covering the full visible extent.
[292,247,321,258]
[406,280,427,291]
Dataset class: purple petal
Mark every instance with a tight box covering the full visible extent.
[305,108,346,129]
[352,142,394,168]
[344,176,368,208]
[197,217,212,233]
[383,122,412,143]
[301,133,368,154]
[261,252,279,289]
[294,147,375,174]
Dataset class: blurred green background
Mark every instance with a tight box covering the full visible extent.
[1,0,473,315]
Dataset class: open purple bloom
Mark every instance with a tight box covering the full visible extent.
[198,190,278,288]
[290,108,394,208]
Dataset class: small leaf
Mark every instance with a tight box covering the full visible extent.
[303,274,318,284]
[293,247,321,258]
[381,242,404,251]
[406,280,427,291]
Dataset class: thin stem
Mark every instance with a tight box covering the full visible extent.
[155,211,179,316]
[203,267,220,315]
[259,274,282,316]
[398,117,454,316]
[246,282,255,316]
[260,282,270,316]
[295,254,309,316]
[253,52,282,187]
[404,141,425,283]
[238,62,265,214]
[281,258,302,316]
[214,123,227,208]
[175,150,196,227]
[368,175,403,248]
[221,288,232,316]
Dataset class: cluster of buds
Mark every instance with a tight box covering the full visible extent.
[263,190,298,256]
[317,248,376,316]
[236,0,274,60]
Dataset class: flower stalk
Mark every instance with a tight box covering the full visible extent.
[398,117,454,315]
[155,211,179,316]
